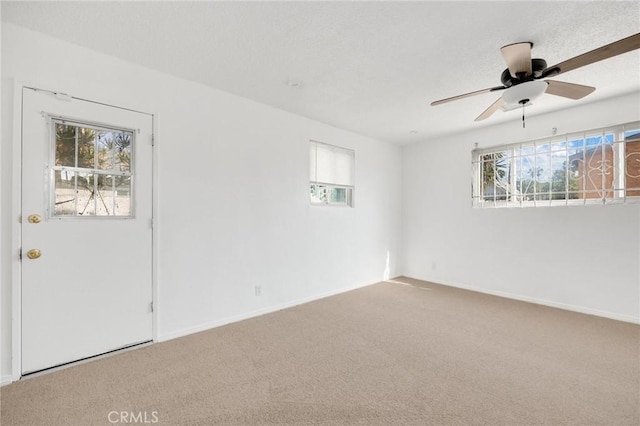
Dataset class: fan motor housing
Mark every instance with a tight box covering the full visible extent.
[501,58,548,87]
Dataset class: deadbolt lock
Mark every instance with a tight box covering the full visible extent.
[27,214,42,224]
[26,249,42,260]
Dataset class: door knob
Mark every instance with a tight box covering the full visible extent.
[26,249,42,260]
[27,214,42,224]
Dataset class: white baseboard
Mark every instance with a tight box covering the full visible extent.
[157,280,379,342]
[1,375,14,386]
[401,275,640,324]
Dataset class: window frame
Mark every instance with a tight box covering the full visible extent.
[48,116,136,219]
[309,140,355,207]
[472,121,640,208]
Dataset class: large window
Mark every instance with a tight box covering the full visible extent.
[472,122,640,207]
[309,140,354,206]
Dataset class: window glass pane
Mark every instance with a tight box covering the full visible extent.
[605,133,615,144]
[585,134,603,146]
[534,150,550,196]
[76,172,96,216]
[625,130,640,140]
[96,132,115,170]
[602,144,615,197]
[76,127,96,169]
[114,133,132,172]
[96,131,132,172]
[535,142,550,153]
[584,143,601,182]
[519,145,535,156]
[534,147,551,203]
[55,123,76,167]
[480,157,493,199]
[568,141,586,199]
[54,170,76,216]
[329,187,347,204]
[625,130,640,197]
[96,175,114,216]
[495,151,511,200]
[114,176,132,216]
[481,152,510,201]
[310,184,327,204]
[550,152,570,199]
[550,140,566,152]
[567,192,582,200]
[582,144,613,199]
[517,153,535,199]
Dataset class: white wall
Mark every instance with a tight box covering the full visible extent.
[0,23,402,378]
[402,92,640,322]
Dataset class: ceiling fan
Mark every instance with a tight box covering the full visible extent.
[431,32,640,124]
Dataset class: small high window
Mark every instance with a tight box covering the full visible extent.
[309,141,354,207]
[51,119,134,217]
[472,121,640,207]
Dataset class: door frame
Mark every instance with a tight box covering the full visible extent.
[10,81,159,382]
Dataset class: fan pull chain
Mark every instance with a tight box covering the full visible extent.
[521,101,526,128]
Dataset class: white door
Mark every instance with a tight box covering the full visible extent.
[21,88,153,374]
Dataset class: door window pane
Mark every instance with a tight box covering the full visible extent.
[54,170,76,216]
[50,119,134,217]
[76,172,96,216]
[115,176,132,216]
[76,127,96,169]
[55,124,76,167]
[96,133,115,171]
[96,175,115,216]
[114,135,132,172]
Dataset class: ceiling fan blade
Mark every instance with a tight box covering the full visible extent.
[543,32,640,77]
[501,42,533,77]
[545,80,595,99]
[431,86,505,106]
[475,97,505,121]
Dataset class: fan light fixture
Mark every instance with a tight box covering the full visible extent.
[430,32,640,124]
[502,80,549,128]
[502,80,548,105]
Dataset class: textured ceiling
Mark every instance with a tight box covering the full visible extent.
[2,1,640,145]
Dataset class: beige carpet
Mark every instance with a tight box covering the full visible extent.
[1,277,639,425]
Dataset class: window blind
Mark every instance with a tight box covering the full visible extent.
[309,141,354,186]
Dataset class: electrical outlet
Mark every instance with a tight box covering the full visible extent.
[254,285,262,296]
[431,262,437,271]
